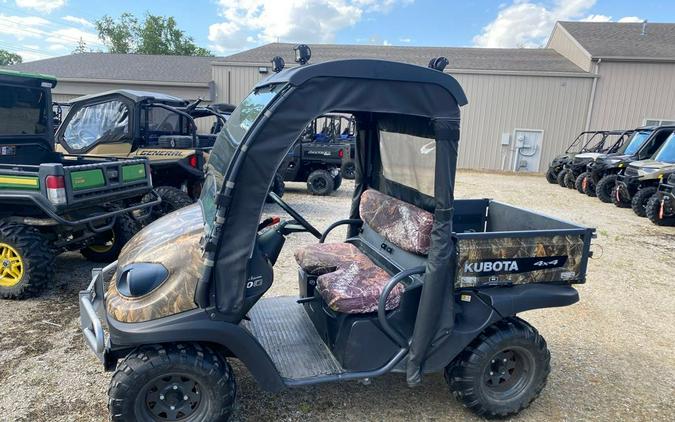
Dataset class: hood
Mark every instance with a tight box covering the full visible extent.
[106,204,206,323]
[629,160,675,171]
[575,152,604,160]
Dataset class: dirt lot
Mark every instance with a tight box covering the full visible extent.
[1,170,674,422]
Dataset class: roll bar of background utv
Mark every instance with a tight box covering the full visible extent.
[150,103,199,147]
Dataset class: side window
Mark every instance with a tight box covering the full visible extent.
[379,130,436,196]
[63,100,129,150]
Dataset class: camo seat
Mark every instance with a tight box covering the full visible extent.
[294,189,433,314]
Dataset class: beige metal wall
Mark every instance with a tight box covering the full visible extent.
[453,72,593,171]
[547,25,592,72]
[212,63,268,104]
[589,61,675,129]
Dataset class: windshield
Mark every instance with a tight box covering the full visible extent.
[653,133,675,163]
[622,131,651,155]
[0,85,49,136]
[582,133,605,152]
[199,84,284,232]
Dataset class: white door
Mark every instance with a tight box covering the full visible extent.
[513,129,543,172]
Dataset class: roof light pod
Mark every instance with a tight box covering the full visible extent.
[294,44,311,65]
[428,57,449,72]
[271,56,285,73]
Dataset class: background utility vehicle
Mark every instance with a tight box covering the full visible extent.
[55,90,218,220]
[614,131,675,216]
[609,126,675,209]
[80,58,594,421]
[647,172,675,226]
[310,113,356,179]
[581,127,654,199]
[545,130,618,185]
[562,130,633,193]
[0,70,158,299]
[280,114,353,195]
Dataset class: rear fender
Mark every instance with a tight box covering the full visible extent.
[479,284,579,317]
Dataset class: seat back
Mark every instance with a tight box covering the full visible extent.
[359,189,433,255]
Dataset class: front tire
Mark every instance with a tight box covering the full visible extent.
[80,213,139,263]
[563,171,576,189]
[307,169,335,196]
[109,343,236,422]
[630,187,657,217]
[612,186,631,208]
[445,318,550,419]
[646,194,675,226]
[0,222,54,299]
[583,175,596,197]
[556,170,567,187]
[545,169,558,184]
[596,174,617,203]
[575,172,588,194]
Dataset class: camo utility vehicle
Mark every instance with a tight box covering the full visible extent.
[580,127,654,198]
[545,130,617,186]
[56,90,214,220]
[562,130,633,192]
[647,172,675,226]
[80,58,594,421]
[0,70,158,299]
[615,130,675,216]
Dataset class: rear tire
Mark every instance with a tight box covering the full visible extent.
[307,169,334,196]
[341,161,356,180]
[596,174,617,203]
[646,194,675,226]
[563,171,576,189]
[445,318,550,419]
[545,169,557,184]
[143,186,193,223]
[630,187,657,217]
[0,222,54,299]
[575,172,588,194]
[556,170,567,187]
[80,213,139,263]
[109,343,236,422]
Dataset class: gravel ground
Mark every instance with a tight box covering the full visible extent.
[1,171,674,422]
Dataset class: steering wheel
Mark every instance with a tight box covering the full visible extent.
[267,192,322,239]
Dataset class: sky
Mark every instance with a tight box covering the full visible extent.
[1,0,674,62]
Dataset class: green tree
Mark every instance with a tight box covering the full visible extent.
[96,12,211,56]
[73,37,89,54]
[0,49,23,66]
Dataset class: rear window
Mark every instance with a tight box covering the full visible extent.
[0,85,48,136]
[62,100,129,151]
[379,130,435,196]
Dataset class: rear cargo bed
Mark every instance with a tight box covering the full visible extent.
[453,199,594,288]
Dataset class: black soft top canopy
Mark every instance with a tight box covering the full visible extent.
[68,89,188,107]
[201,59,467,384]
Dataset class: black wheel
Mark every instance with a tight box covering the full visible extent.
[646,194,675,226]
[341,161,356,180]
[545,169,557,184]
[563,171,576,189]
[266,172,285,203]
[143,186,193,223]
[574,172,588,194]
[445,318,550,419]
[556,169,567,187]
[80,213,139,263]
[0,222,54,299]
[583,175,596,197]
[333,173,343,191]
[596,174,617,203]
[109,343,236,422]
[630,187,657,217]
[307,169,334,196]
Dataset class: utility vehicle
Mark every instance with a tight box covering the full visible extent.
[615,130,675,216]
[55,90,215,220]
[0,70,158,299]
[545,130,617,185]
[80,58,594,421]
[647,172,675,226]
[562,130,633,192]
[309,113,356,179]
[581,127,654,199]
[280,115,352,195]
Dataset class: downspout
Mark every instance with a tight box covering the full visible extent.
[584,58,601,131]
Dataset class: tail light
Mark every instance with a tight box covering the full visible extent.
[188,155,198,168]
[338,149,344,158]
[46,175,66,206]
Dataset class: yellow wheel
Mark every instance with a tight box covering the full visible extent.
[80,213,138,263]
[87,231,116,254]
[0,222,54,299]
[0,242,24,287]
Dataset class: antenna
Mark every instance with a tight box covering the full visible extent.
[641,20,648,36]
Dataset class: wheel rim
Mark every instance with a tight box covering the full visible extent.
[138,373,205,421]
[345,163,355,177]
[482,347,536,402]
[312,177,327,190]
[87,230,115,254]
[0,242,24,287]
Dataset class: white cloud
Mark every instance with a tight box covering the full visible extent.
[16,50,50,62]
[383,39,391,46]
[0,14,50,40]
[399,37,412,43]
[473,0,643,48]
[208,0,412,54]
[45,27,99,46]
[15,0,65,14]
[62,15,95,28]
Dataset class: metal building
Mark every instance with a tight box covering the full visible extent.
[7,21,675,172]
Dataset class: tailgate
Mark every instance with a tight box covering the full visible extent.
[301,144,343,160]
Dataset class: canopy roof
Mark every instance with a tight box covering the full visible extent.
[67,89,188,106]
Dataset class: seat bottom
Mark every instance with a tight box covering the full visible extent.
[247,296,344,379]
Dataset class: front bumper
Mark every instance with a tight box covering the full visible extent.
[79,261,117,365]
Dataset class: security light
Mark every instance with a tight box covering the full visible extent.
[271,56,285,73]
[294,44,311,65]
[258,67,269,74]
